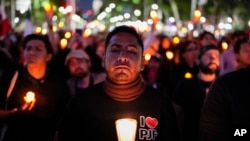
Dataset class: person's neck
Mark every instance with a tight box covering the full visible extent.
[104,76,145,102]
[77,73,91,89]
[198,72,216,82]
[27,65,47,80]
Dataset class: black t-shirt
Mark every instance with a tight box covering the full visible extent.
[169,62,199,97]
[199,66,250,141]
[0,67,71,141]
[57,82,180,141]
[172,77,212,141]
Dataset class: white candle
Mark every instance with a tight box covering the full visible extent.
[115,118,137,141]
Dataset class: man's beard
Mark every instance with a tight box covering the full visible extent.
[73,68,89,79]
[200,62,219,74]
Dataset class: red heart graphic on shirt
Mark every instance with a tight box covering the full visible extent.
[145,117,158,129]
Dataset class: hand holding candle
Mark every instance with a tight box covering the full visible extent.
[22,91,36,111]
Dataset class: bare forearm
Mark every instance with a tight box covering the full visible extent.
[0,109,17,120]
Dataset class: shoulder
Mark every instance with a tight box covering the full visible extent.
[0,66,21,82]
[143,86,171,102]
[144,85,161,95]
[209,67,250,97]
[47,69,67,82]
[175,77,197,87]
[173,63,184,70]
[217,67,250,85]
[92,72,106,84]
[75,82,104,97]
[69,82,105,106]
[89,82,104,90]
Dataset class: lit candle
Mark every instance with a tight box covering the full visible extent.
[24,91,35,103]
[150,10,158,23]
[60,38,68,49]
[115,118,137,141]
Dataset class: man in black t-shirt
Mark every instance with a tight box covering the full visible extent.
[55,26,180,141]
[172,44,220,141]
[0,34,71,141]
[199,65,250,141]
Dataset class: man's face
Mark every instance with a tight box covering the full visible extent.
[68,58,90,78]
[199,49,220,74]
[235,42,250,67]
[182,42,199,64]
[103,32,144,84]
[24,39,52,67]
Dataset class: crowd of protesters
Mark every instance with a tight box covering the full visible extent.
[0,23,250,141]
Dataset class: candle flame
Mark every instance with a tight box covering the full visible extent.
[24,91,35,103]
[184,72,192,79]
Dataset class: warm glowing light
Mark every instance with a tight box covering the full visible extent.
[52,26,57,32]
[194,9,201,18]
[60,38,68,49]
[44,3,52,12]
[144,53,151,61]
[221,41,228,51]
[184,72,192,79]
[43,2,53,17]
[193,9,201,23]
[172,36,180,45]
[166,51,174,60]
[24,91,35,103]
[214,29,220,37]
[181,27,188,34]
[150,10,157,18]
[58,21,64,28]
[150,10,158,23]
[98,24,106,32]
[35,27,42,33]
[83,28,92,37]
[64,32,72,39]
[42,28,47,35]
[115,118,137,141]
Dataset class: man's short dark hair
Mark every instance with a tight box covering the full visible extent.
[198,31,216,41]
[231,30,247,39]
[105,25,144,51]
[234,37,249,54]
[22,34,54,54]
[198,44,220,59]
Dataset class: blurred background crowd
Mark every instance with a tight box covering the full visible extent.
[1,0,250,97]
